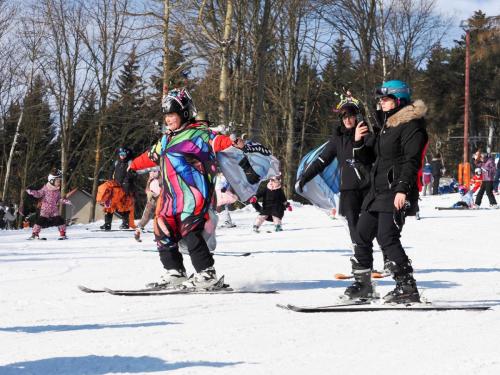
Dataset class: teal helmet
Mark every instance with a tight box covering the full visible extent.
[375,80,411,105]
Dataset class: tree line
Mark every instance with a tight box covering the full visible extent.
[0,0,498,222]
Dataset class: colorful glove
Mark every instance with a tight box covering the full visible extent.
[286,203,293,211]
[249,196,257,204]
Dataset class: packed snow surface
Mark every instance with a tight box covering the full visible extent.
[1,194,499,375]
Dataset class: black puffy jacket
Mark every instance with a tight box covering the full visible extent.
[355,100,428,214]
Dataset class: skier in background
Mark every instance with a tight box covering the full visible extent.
[421,162,432,196]
[215,172,237,228]
[26,168,71,240]
[250,175,291,232]
[431,153,444,194]
[474,153,498,208]
[99,147,136,230]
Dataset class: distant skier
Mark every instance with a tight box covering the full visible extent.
[452,185,475,208]
[26,169,71,240]
[98,147,136,231]
[250,175,291,232]
[421,162,432,196]
[474,153,498,208]
[431,153,444,195]
[215,172,237,228]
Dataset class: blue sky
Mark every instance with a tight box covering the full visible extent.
[434,0,500,45]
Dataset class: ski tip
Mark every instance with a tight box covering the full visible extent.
[276,303,291,310]
[77,285,102,293]
[334,273,352,280]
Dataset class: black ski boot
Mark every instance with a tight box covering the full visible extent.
[383,260,420,304]
[343,257,375,300]
[119,211,129,230]
[100,212,113,231]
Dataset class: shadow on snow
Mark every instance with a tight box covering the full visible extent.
[0,355,244,374]
[0,321,178,334]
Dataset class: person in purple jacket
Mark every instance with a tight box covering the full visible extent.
[26,169,72,240]
[474,153,498,208]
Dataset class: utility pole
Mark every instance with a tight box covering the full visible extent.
[459,21,471,188]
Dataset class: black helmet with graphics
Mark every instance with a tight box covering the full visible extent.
[161,88,197,124]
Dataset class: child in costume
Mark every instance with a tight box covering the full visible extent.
[129,88,243,289]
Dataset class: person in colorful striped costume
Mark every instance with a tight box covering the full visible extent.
[130,88,243,289]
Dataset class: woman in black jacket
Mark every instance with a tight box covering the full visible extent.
[346,80,428,304]
[297,97,372,246]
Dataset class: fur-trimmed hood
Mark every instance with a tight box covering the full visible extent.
[386,99,427,128]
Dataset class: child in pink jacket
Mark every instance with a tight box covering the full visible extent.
[26,169,71,240]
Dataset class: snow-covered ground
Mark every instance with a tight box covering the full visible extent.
[1,194,499,375]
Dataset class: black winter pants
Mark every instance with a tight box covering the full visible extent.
[354,211,409,269]
[344,210,361,245]
[158,228,214,273]
[432,175,440,195]
[475,181,498,206]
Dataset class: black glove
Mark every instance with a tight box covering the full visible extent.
[221,187,227,193]
[238,156,260,185]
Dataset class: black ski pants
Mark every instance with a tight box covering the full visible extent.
[432,175,440,195]
[343,210,361,245]
[158,228,214,273]
[475,181,498,206]
[354,210,409,269]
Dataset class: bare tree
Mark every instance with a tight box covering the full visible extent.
[79,0,133,222]
[384,0,450,82]
[0,2,22,201]
[315,0,378,103]
[39,0,89,201]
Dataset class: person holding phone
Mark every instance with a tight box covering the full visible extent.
[297,96,372,247]
[346,80,428,303]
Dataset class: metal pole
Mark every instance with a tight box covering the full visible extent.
[464,29,470,164]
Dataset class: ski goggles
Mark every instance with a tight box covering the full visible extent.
[375,86,411,98]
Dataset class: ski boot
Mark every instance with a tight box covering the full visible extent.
[58,231,68,240]
[343,257,376,300]
[182,267,218,289]
[222,220,236,228]
[28,233,40,240]
[147,269,188,289]
[118,211,129,230]
[383,260,420,304]
[100,212,113,231]
[252,225,260,233]
[274,224,283,232]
